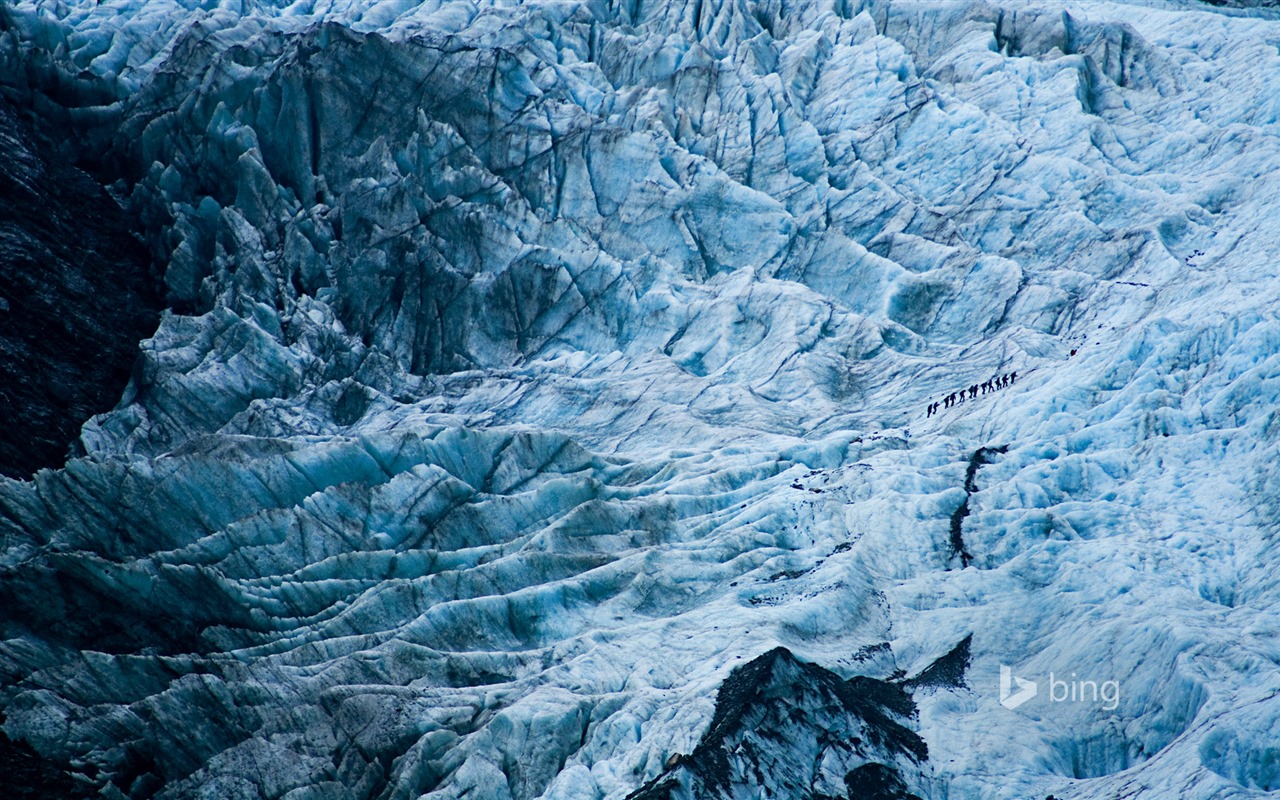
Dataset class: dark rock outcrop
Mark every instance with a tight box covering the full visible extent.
[629,647,931,800]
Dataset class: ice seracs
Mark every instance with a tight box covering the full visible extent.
[3,0,1280,797]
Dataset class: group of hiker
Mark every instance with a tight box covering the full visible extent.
[926,371,1016,417]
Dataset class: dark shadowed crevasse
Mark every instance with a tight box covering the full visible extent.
[0,101,159,479]
[0,716,94,800]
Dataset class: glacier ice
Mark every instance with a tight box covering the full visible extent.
[0,102,159,479]
[4,0,1280,797]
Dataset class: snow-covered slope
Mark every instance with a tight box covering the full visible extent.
[3,0,1280,797]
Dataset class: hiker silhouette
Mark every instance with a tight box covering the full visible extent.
[928,370,1030,414]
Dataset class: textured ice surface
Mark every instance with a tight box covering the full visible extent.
[0,102,158,479]
[3,0,1280,797]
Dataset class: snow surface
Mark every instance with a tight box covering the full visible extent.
[4,0,1280,797]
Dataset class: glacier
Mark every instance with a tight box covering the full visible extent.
[3,0,1280,796]
[0,102,158,478]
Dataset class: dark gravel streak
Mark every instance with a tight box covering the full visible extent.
[0,101,159,478]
